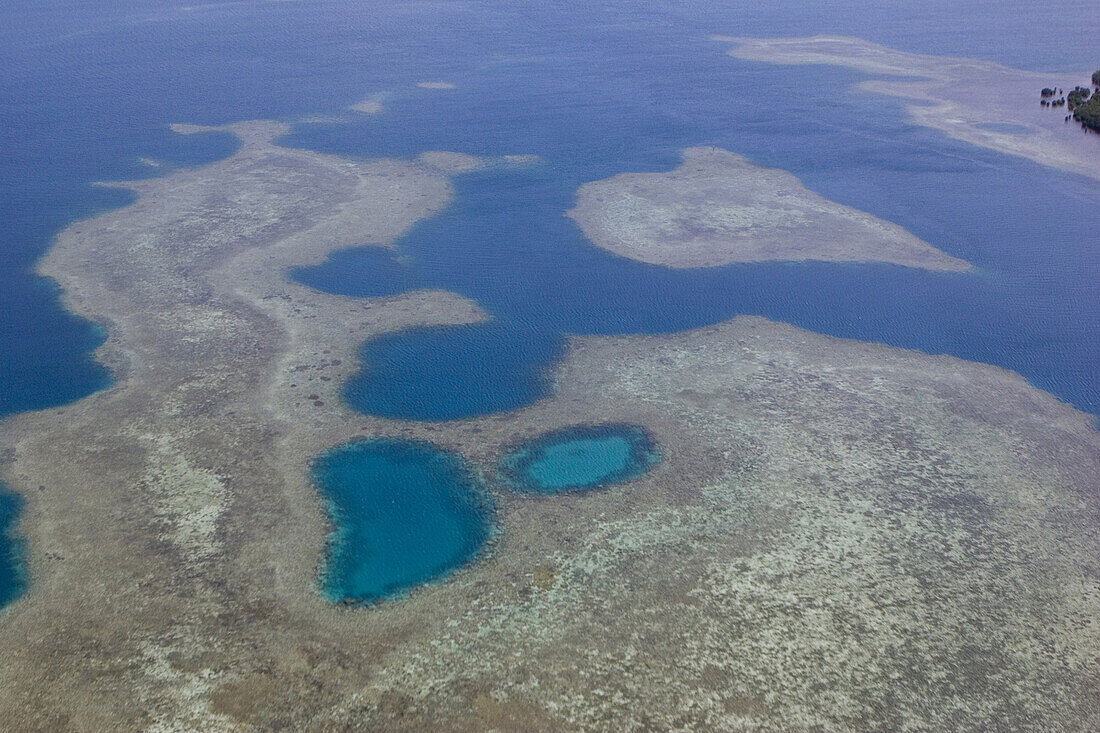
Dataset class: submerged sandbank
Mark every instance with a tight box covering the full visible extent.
[350,92,388,115]
[570,146,970,270]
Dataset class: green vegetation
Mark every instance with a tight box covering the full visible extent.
[1038,73,1100,131]
[1067,86,1091,111]
[1074,93,1100,132]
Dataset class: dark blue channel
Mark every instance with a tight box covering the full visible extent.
[290,58,1100,420]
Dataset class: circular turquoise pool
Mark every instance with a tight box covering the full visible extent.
[499,424,660,495]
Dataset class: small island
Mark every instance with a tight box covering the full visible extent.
[1039,72,1099,132]
[1072,72,1100,131]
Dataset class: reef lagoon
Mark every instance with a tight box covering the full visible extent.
[343,322,564,421]
[313,439,491,604]
[2,0,1097,612]
[3,0,1100,726]
[500,424,660,495]
[292,247,417,300]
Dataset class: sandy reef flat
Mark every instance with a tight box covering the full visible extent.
[569,146,969,270]
[0,120,1098,730]
[717,35,1100,182]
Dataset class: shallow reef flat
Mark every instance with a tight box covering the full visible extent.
[569,146,970,270]
[717,35,1100,182]
[348,318,1100,731]
[0,118,1098,730]
[0,120,491,729]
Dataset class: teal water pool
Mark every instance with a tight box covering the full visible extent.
[313,439,491,604]
[0,486,25,609]
[500,424,660,495]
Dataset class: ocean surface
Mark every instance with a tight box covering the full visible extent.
[2,0,1100,605]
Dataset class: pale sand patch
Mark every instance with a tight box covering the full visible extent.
[715,35,1100,182]
[350,92,387,115]
[570,146,969,270]
[416,150,485,173]
[502,154,540,165]
[296,113,345,125]
[142,434,228,563]
[416,150,543,173]
[168,122,218,136]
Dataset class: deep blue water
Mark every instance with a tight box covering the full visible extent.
[313,439,491,604]
[3,0,1100,606]
[344,323,565,421]
[500,425,661,494]
[291,64,1100,421]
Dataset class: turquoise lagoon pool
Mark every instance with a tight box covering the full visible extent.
[313,439,491,604]
[500,425,660,495]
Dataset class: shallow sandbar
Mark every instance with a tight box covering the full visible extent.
[717,35,1100,182]
[569,146,969,270]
